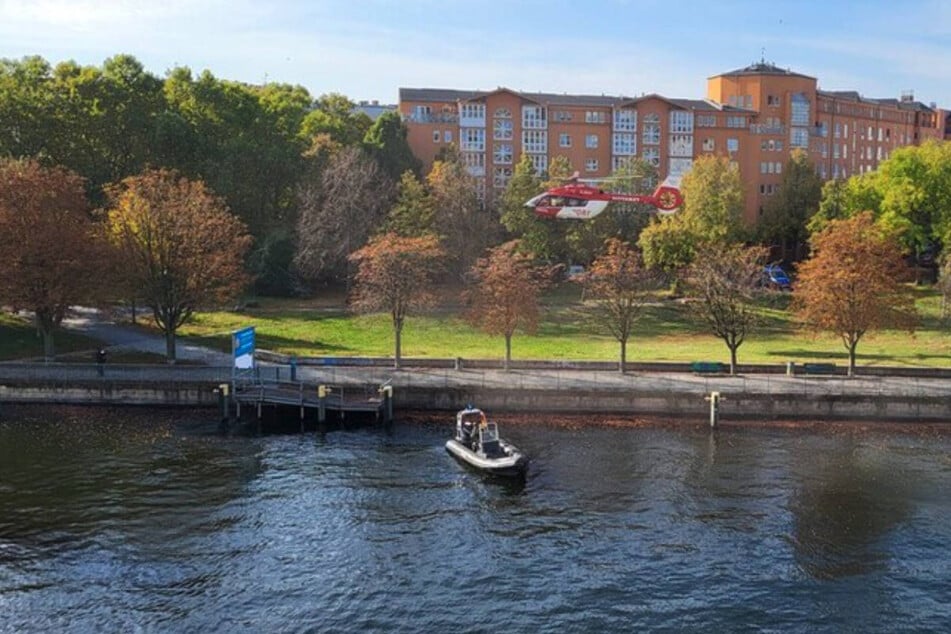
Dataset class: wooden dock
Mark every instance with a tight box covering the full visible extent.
[219,380,393,431]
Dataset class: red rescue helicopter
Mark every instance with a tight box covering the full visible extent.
[525,173,683,220]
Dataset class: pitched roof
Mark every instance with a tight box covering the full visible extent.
[714,62,815,80]
[818,89,935,112]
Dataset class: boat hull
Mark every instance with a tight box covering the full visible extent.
[445,439,528,478]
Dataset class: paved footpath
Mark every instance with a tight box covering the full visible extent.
[53,307,951,400]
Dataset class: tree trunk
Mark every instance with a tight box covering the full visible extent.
[848,341,857,377]
[729,345,738,376]
[619,338,627,374]
[504,334,512,372]
[41,327,55,363]
[394,326,402,369]
[165,328,177,364]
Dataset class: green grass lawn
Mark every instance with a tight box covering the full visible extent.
[171,284,950,368]
[2,285,947,367]
[0,312,104,361]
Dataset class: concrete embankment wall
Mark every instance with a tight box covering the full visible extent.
[396,386,951,422]
[5,380,949,422]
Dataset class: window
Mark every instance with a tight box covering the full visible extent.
[790,94,810,126]
[553,110,572,122]
[460,103,485,120]
[726,137,739,153]
[670,111,693,134]
[559,133,571,148]
[669,134,692,156]
[529,154,548,175]
[697,114,717,127]
[433,130,441,143]
[642,146,659,166]
[834,122,842,138]
[612,156,633,171]
[775,140,783,151]
[585,134,599,149]
[790,127,809,148]
[613,109,636,131]
[522,130,547,153]
[493,118,513,140]
[702,138,715,152]
[461,128,485,152]
[767,94,780,107]
[493,143,512,164]
[494,107,511,119]
[414,105,432,120]
[760,162,768,175]
[726,116,746,128]
[642,113,660,145]
[612,133,635,155]
[816,123,828,137]
[444,130,452,143]
[585,158,599,172]
[463,152,485,169]
[522,105,547,129]
[585,110,607,124]
[493,166,513,188]
[775,162,782,174]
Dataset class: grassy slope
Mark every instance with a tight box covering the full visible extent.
[0,312,102,360]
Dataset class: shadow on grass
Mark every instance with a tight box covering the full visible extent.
[181,332,355,356]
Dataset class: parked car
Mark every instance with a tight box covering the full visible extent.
[764,264,791,291]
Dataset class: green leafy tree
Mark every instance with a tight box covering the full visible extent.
[757,149,822,261]
[498,155,561,258]
[808,178,851,235]
[794,212,917,376]
[363,111,421,181]
[428,147,498,278]
[383,171,436,237]
[348,233,444,368]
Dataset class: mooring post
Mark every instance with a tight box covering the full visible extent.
[379,384,394,425]
[216,383,230,422]
[706,391,722,429]
[318,385,327,425]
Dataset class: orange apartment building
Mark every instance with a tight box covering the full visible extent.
[398,62,950,224]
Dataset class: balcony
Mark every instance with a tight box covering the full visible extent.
[403,113,459,124]
[749,123,786,135]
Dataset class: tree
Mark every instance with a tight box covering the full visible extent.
[295,146,395,284]
[757,149,822,261]
[0,159,107,360]
[363,111,421,181]
[808,178,851,235]
[793,212,917,376]
[348,233,444,368]
[464,240,549,370]
[383,170,436,238]
[499,155,568,262]
[678,154,745,243]
[428,148,498,279]
[106,168,251,362]
[639,154,745,291]
[583,238,658,372]
[684,243,767,375]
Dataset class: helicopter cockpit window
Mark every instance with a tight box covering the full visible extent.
[566,198,585,207]
[549,196,565,207]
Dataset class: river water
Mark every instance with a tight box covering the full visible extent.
[0,407,948,633]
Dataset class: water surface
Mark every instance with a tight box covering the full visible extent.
[1,407,948,632]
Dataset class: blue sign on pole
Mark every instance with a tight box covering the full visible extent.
[233,326,255,369]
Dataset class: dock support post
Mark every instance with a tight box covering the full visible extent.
[706,391,721,429]
[380,384,394,425]
[318,385,327,425]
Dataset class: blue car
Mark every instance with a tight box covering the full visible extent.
[764,264,791,290]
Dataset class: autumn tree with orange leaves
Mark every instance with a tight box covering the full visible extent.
[464,240,549,371]
[348,233,444,368]
[793,212,917,376]
[106,168,252,363]
[583,238,659,373]
[0,158,110,360]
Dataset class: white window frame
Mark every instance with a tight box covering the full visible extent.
[585,134,599,149]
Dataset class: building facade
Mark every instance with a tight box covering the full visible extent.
[399,62,948,224]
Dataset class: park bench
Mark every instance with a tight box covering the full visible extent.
[691,361,724,374]
[802,362,837,375]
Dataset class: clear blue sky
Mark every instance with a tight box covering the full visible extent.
[2,0,950,108]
